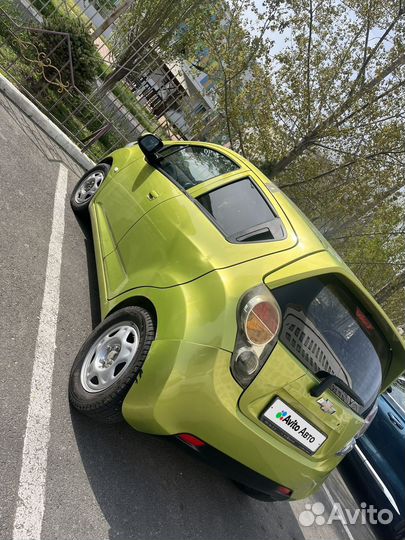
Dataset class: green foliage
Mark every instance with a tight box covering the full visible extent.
[31,13,102,93]
[102,0,209,92]
[31,0,54,17]
[0,0,20,21]
[110,81,164,135]
[179,0,404,326]
[93,0,118,13]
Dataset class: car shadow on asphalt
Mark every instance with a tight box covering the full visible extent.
[70,409,305,540]
[75,215,101,328]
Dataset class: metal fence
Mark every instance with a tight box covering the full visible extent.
[0,0,221,160]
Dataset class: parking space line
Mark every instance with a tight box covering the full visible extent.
[12,163,68,540]
[323,485,354,540]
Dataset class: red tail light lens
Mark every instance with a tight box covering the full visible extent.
[177,434,206,448]
[276,485,292,497]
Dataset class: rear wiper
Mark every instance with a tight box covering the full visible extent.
[310,371,364,406]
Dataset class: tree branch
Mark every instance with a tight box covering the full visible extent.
[373,268,405,304]
[336,78,405,128]
[269,51,405,178]
[306,0,313,127]
[345,4,403,99]
[279,148,405,188]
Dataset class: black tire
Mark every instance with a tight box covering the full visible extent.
[69,306,155,423]
[70,163,110,216]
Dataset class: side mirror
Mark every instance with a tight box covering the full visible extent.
[138,134,163,162]
[386,386,392,393]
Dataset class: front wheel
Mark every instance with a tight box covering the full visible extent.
[70,163,110,215]
[69,306,155,423]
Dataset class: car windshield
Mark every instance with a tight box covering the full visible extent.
[272,275,390,415]
[157,145,239,189]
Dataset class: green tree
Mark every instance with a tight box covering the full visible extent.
[180,1,278,147]
[98,0,208,93]
[182,0,405,324]
[32,13,102,93]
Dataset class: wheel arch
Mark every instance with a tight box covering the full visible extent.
[98,156,113,168]
[106,295,158,332]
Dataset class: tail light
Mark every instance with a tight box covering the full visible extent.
[231,285,281,387]
[356,402,378,438]
[177,434,206,448]
[336,402,378,456]
[276,485,293,497]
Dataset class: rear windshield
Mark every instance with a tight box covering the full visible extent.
[272,276,390,415]
[197,178,286,243]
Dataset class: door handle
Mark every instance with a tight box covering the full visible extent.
[388,412,404,430]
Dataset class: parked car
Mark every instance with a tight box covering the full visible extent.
[340,386,405,539]
[68,134,405,501]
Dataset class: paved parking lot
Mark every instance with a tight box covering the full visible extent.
[0,91,378,540]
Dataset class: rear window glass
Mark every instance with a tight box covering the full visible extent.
[272,276,390,415]
[197,179,286,243]
[157,145,239,189]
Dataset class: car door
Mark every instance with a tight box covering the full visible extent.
[94,156,181,256]
[359,392,405,473]
[100,142,245,296]
[356,391,405,515]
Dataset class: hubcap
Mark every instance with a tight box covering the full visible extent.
[74,170,105,204]
[80,322,140,393]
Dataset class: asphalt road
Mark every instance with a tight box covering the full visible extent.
[0,91,378,540]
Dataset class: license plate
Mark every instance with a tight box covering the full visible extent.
[261,397,327,454]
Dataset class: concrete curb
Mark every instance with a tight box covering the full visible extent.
[0,74,95,170]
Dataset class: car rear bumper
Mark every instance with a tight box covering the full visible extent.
[122,339,337,500]
[175,434,292,501]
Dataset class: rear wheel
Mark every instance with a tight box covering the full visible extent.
[70,163,110,215]
[69,306,155,423]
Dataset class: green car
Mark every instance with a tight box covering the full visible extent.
[69,134,405,501]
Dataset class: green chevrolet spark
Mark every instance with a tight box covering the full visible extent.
[69,134,405,501]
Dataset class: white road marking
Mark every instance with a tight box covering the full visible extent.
[290,476,360,540]
[323,484,355,540]
[12,163,68,540]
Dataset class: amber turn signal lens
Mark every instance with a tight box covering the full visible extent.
[244,301,280,345]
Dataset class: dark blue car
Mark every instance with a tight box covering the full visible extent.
[340,383,405,539]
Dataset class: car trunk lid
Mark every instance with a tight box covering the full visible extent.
[238,341,364,460]
[239,258,396,459]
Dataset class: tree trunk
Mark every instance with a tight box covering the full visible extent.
[266,130,319,178]
[99,42,147,94]
[93,0,134,41]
